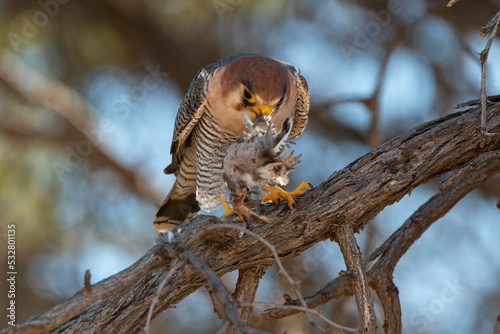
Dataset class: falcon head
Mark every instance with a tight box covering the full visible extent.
[208,54,298,134]
[222,54,290,116]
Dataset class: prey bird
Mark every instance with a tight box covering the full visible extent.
[221,115,308,223]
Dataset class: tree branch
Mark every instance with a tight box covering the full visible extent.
[3,102,500,334]
[241,302,356,333]
[336,226,376,333]
[232,267,267,324]
[155,243,241,332]
[2,249,163,334]
[264,150,500,326]
[493,314,500,334]
[479,10,500,143]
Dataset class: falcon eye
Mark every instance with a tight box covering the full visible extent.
[242,85,256,104]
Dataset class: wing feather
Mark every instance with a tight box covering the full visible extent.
[166,55,245,174]
[290,70,310,138]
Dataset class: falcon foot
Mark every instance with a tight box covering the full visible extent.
[219,193,243,219]
[262,181,311,209]
[219,192,269,224]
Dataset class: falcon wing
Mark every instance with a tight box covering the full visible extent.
[290,69,310,138]
[165,55,245,175]
[165,68,210,175]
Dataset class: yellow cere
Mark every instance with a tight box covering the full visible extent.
[247,104,273,116]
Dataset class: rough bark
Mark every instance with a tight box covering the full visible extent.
[263,150,500,334]
[2,102,500,334]
[336,226,377,333]
[232,267,267,324]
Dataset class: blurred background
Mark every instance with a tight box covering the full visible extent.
[0,0,499,333]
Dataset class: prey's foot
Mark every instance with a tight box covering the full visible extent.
[220,193,268,224]
[262,182,311,210]
[234,202,269,224]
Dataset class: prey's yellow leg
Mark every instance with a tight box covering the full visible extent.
[262,182,310,210]
[219,193,244,219]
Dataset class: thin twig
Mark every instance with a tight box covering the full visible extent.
[181,223,322,331]
[240,302,356,333]
[155,243,241,330]
[481,11,500,37]
[335,226,376,333]
[479,10,500,145]
[84,270,92,293]
[144,260,184,333]
[454,95,500,109]
[264,150,500,322]
[1,249,163,334]
[215,321,232,334]
[493,314,500,334]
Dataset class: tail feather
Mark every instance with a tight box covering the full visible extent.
[153,180,200,231]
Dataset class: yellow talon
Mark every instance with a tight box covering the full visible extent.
[219,193,244,219]
[262,182,310,210]
[219,193,233,217]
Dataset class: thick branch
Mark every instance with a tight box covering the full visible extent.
[264,150,500,322]
[3,103,500,334]
[493,314,500,334]
[371,275,400,334]
[233,267,267,324]
[336,226,376,333]
[155,243,241,331]
[3,249,163,334]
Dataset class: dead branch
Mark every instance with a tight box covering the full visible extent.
[335,226,376,333]
[1,249,163,334]
[155,243,241,332]
[479,10,500,144]
[240,302,356,333]
[263,150,500,332]
[144,260,184,333]
[232,267,267,324]
[493,314,500,334]
[2,102,500,334]
[183,223,325,330]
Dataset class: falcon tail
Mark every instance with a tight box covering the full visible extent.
[153,180,200,231]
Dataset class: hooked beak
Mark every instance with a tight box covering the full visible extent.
[247,105,274,117]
